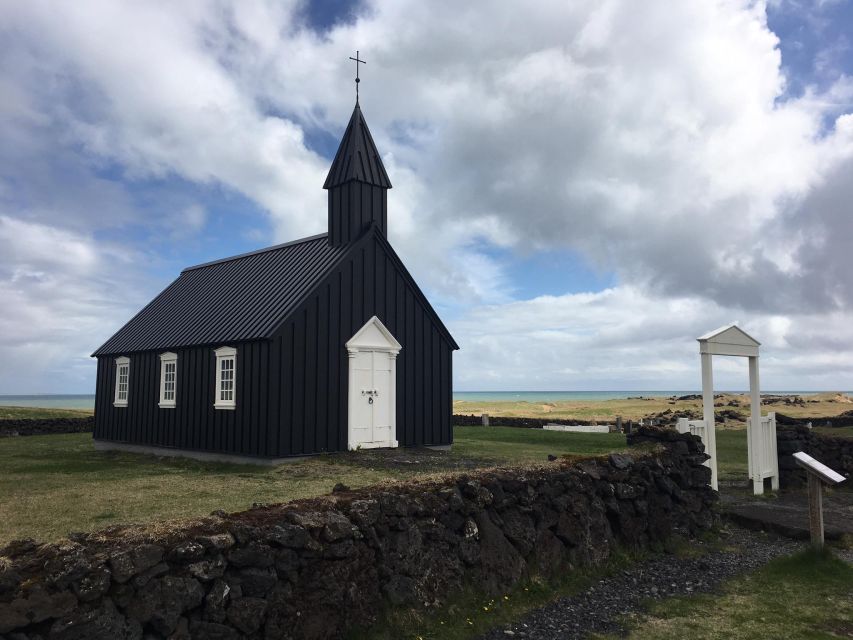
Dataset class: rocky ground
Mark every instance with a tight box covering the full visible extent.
[478,527,804,640]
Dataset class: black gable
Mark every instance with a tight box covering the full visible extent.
[92,234,348,356]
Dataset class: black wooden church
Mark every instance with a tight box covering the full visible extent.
[92,95,458,462]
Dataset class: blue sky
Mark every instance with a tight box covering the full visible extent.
[1,0,853,394]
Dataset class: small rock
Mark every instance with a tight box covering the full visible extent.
[168,541,206,564]
[321,512,354,542]
[267,524,311,549]
[187,555,227,582]
[196,533,235,551]
[608,453,634,470]
[73,566,111,602]
[226,597,267,635]
[228,542,274,568]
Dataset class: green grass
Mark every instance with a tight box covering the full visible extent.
[607,548,853,639]
[0,426,626,544]
[453,426,626,463]
[715,428,748,482]
[0,406,93,420]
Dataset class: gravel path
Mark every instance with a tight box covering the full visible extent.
[479,527,804,640]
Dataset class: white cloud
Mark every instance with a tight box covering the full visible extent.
[452,285,853,391]
[0,0,852,392]
[0,216,152,393]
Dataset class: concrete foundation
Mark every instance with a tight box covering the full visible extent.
[93,439,306,466]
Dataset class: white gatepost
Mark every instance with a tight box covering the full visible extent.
[694,324,779,495]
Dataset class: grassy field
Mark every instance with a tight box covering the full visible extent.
[454,392,853,423]
[0,406,93,420]
[714,428,748,481]
[0,427,626,544]
[605,548,853,639]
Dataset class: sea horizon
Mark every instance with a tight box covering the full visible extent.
[1,390,850,410]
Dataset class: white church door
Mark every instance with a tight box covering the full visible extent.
[346,316,401,450]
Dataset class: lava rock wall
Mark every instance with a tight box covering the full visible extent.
[0,418,94,438]
[0,428,715,640]
[777,425,853,487]
[452,414,607,428]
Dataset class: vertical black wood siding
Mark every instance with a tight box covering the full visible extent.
[328,183,387,247]
[94,233,454,457]
[95,342,271,457]
[269,232,453,455]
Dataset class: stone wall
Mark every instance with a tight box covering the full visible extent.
[453,414,606,428]
[0,418,94,438]
[776,411,853,429]
[777,425,853,488]
[0,428,715,640]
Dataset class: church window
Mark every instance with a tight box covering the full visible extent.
[214,346,237,409]
[158,352,178,408]
[114,356,130,407]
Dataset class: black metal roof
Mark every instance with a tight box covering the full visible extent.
[92,234,348,356]
[323,103,392,189]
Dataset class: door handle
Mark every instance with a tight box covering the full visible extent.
[368,397,374,405]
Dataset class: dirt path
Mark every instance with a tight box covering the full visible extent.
[477,527,803,640]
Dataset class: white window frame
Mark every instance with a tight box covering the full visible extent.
[114,356,130,407]
[214,346,237,410]
[158,352,178,408]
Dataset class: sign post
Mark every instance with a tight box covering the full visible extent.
[792,451,846,549]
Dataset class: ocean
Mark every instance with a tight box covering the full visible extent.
[0,395,97,410]
[452,390,845,402]
[0,390,846,410]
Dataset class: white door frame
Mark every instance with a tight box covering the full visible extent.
[693,324,779,495]
[345,316,402,450]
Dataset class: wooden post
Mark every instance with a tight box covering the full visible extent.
[807,473,824,549]
[481,413,489,427]
[748,355,763,495]
[701,352,718,491]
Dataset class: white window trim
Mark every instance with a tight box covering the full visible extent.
[113,356,130,408]
[158,352,178,409]
[214,346,237,410]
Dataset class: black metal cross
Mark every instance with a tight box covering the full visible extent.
[349,51,366,101]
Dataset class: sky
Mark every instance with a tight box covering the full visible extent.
[1,0,852,394]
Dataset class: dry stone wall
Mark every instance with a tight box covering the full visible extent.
[453,414,606,428]
[777,425,853,487]
[0,428,715,640]
[0,418,94,438]
[776,411,853,429]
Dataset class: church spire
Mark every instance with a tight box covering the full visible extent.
[323,103,392,190]
[324,102,392,246]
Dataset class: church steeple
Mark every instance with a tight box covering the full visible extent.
[324,102,392,247]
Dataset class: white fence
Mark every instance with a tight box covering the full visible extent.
[748,411,779,493]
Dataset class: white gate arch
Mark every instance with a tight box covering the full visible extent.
[677,324,779,495]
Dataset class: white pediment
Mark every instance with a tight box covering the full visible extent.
[697,323,760,357]
[346,316,402,354]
